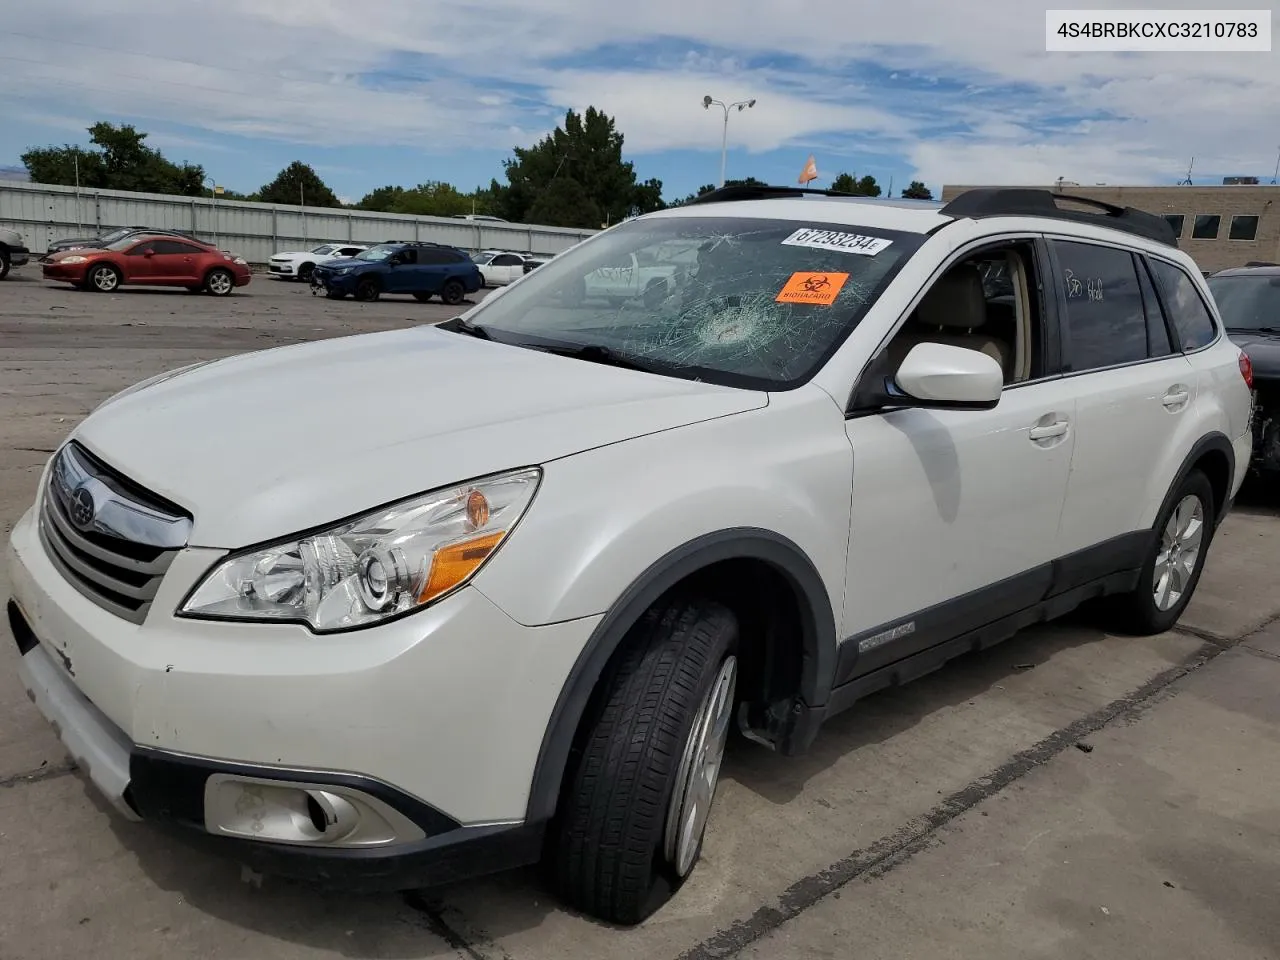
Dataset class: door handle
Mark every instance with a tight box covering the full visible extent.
[1029,419,1069,441]
[1162,385,1191,410]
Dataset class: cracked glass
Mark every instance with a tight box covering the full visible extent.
[459,215,924,389]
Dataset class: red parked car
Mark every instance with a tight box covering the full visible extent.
[42,233,252,296]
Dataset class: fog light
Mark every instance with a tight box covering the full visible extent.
[203,773,426,847]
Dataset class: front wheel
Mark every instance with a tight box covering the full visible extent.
[88,263,122,293]
[0,250,10,281]
[204,268,234,296]
[552,597,739,925]
[441,279,465,306]
[355,277,381,302]
[297,262,315,284]
[1102,469,1215,634]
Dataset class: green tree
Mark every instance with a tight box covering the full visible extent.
[829,171,882,197]
[526,176,602,228]
[901,180,933,200]
[257,161,341,207]
[21,122,205,196]
[492,107,665,228]
[829,172,857,194]
[356,185,407,211]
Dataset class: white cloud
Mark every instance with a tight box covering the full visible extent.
[2,0,1277,190]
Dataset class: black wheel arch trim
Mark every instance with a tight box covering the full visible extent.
[523,527,838,824]
[1169,431,1235,526]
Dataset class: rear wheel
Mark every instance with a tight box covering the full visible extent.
[1101,469,1215,634]
[355,277,381,302]
[204,268,234,296]
[552,597,739,925]
[441,279,465,306]
[88,263,121,293]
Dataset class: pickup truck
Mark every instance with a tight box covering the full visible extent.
[0,227,30,280]
[582,251,682,308]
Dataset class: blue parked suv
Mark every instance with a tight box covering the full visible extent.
[311,241,483,304]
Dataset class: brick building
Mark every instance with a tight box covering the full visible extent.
[940,183,1280,273]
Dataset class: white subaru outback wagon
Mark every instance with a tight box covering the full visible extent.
[6,186,1253,924]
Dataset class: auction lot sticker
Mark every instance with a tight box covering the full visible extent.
[781,228,893,256]
[776,272,849,305]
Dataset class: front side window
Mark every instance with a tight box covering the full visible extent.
[1051,240,1149,372]
[460,214,923,389]
[1149,258,1218,349]
[1206,273,1280,332]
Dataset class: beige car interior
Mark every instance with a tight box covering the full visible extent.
[885,246,1037,385]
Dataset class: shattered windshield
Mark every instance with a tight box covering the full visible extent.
[460,214,921,389]
[355,245,396,262]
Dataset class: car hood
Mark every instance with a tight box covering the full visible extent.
[48,248,107,262]
[271,251,315,259]
[314,257,362,269]
[71,326,768,547]
[1228,331,1280,380]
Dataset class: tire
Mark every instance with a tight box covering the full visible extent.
[355,277,381,302]
[412,292,433,303]
[88,263,122,293]
[0,249,10,281]
[552,597,739,925]
[1103,469,1215,634]
[297,262,315,284]
[441,279,465,306]
[203,268,234,297]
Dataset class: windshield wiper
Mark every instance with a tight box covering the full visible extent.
[1230,326,1280,334]
[532,342,665,373]
[449,318,492,340]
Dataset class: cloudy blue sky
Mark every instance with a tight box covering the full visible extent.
[1,0,1277,205]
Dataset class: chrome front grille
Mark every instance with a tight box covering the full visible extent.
[38,442,193,624]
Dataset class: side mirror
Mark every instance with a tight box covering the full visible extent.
[891,342,1003,410]
[143,248,155,257]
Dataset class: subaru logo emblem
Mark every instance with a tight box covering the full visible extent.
[69,486,96,529]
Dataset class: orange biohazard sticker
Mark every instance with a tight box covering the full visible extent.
[775,272,849,305]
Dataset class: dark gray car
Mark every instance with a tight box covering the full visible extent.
[1209,265,1280,476]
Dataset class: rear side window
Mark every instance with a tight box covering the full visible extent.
[1051,240,1148,372]
[1148,259,1218,351]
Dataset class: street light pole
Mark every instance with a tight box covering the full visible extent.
[702,95,756,187]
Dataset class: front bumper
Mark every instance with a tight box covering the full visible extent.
[268,262,296,277]
[6,497,599,883]
[312,270,357,292]
[42,262,88,283]
[7,245,30,267]
[9,603,544,890]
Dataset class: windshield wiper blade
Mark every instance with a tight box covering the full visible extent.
[1230,326,1280,334]
[449,317,492,340]
[537,342,662,373]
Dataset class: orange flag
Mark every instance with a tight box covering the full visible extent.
[798,155,818,185]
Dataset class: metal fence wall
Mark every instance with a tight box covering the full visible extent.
[0,179,598,265]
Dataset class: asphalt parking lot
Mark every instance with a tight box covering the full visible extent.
[2,271,1280,960]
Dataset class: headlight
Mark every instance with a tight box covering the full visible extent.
[233,257,247,265]
[61,255,89,264]
[179,467,541,631]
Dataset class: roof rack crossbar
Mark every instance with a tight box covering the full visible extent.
[687,185,857,205]
[939,188,1177,246]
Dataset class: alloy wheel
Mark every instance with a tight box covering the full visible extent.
[1153,494,1204,611]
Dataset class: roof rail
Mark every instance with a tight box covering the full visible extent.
[687,184,857,205]
[939,188,1177,246]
